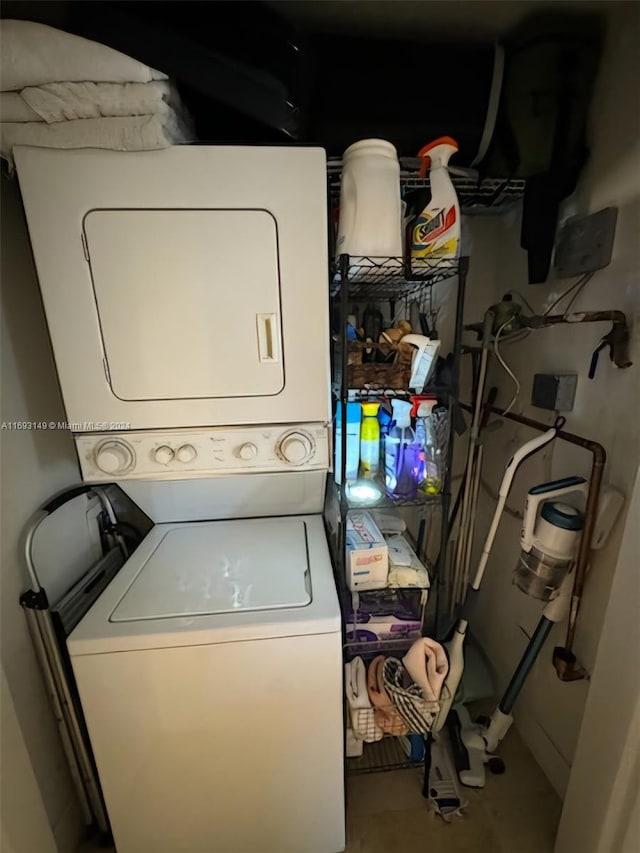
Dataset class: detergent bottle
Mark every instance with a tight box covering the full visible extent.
[411,137,460,263]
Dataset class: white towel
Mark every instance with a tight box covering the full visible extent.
[0,92,41,122]
[20,81,181,124]
[345,658,382,743]
[402,637,449,703]
[1,20,167,90]
[1,113,194,169]
[382,657,439,735]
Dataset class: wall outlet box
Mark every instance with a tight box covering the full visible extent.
[554,207,618,278]
[531,373,578,412]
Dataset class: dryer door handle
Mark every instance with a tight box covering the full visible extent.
[257,313,280,362]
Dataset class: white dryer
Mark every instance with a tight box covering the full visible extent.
[14,145,330,431]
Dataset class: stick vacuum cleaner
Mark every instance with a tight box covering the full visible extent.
[432,422,566,738]
[449,475,588,786]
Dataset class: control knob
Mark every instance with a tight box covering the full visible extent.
[176,444,197,464]
[278,431,314,465]
[95,440,134,475]
[154,445,175,465]
[238,442,258,461]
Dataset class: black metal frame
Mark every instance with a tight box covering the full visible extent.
[330,252,468,773]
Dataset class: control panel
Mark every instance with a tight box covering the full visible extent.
[76,424,330,482]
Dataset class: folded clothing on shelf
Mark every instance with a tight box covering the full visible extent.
[10,80,182,123]
[1,113,192,167]
[345,657,382,743]
[1,19,167,90]
[402,637,449,703]
[367,655,409,736]
[0,20,194,168]
[346,716,364,757]
[382,656,440,735]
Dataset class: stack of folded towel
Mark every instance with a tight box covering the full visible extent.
[0,19,193,168]
[345,638,450,753]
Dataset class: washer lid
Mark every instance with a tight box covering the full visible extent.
[110,520,311,622]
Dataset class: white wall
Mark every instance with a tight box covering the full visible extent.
[1,666,57,853]
[1,177,84,851]
[555,465,640,853]
[471,3,640,797]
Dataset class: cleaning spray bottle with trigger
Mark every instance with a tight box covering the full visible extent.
[384,399,420,501]
[412,136,460,263]
[416,400,441,495]
[402,334,441,392]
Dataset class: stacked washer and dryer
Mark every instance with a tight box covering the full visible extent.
[16,145,345,853]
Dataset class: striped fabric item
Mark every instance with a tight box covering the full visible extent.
[382,657,440,735]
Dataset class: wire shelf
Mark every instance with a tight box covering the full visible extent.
[343,636,422,658]
[347,737,424,775]
[341,487,445,510]
[331,256,458,299]
[332,384,452,401]
[328,163,525,214]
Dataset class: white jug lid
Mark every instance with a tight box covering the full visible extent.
[343,139,398,159]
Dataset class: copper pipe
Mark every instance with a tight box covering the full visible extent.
[460,403,606,680]
[534,309,627,326]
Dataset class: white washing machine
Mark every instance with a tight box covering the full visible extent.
[67,427,344,853]
[68,511,343,853]
[15,146,344,851]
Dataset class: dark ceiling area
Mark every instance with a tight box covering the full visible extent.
[1,1,608,176]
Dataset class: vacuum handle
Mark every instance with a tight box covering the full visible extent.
[471,427,559,591]
[521,477,588,552]
[499,428,557,498]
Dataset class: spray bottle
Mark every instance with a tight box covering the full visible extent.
[384,400,420,501]
[359,402,381,479]
[411,137,460,263]
[416,400,442,495]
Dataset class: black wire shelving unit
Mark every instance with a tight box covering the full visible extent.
[329,256,459,299]
[328,249,469,775]
[327,162,525,216]
[347,737,425,776]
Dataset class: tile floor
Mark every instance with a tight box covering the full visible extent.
[77,727,561,853]
[345,727,562,853]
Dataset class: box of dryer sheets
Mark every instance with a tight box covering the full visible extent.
[346,511,388,591]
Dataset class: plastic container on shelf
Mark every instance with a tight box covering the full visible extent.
[336,139,403,264]
[359,402,381,479]
[335,402,362,484]
[384,400,421,501]
[415,400,442,495]
[411,136,460,265]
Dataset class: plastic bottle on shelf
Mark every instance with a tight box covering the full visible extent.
[384,399,421,501]
[359,402,380,479]
[335,403,362,484]
[411,136,460,264]
[416,400,442,495]
[336,139,403,261]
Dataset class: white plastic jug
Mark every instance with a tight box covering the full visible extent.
[336,139,403,260]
